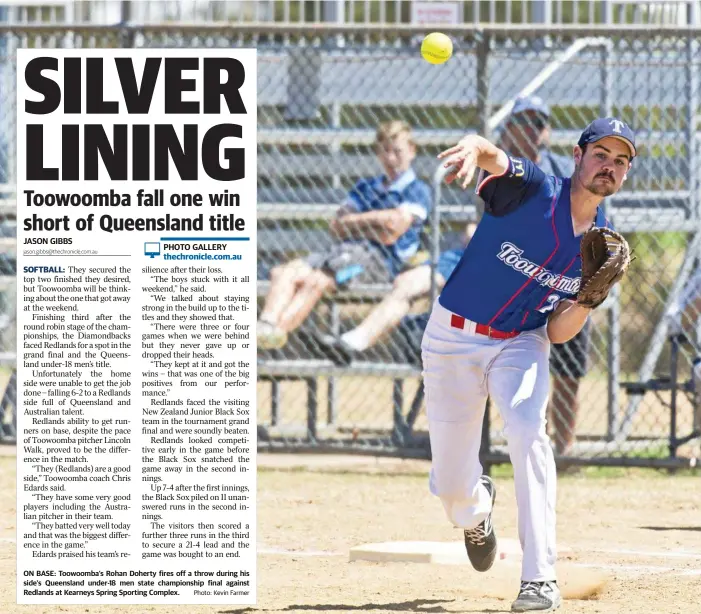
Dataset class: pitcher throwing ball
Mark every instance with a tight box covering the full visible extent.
[422,118,634,611]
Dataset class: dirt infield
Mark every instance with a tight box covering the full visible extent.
[2,451,701,613]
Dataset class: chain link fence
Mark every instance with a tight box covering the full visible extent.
[0,23,699,466]
[247,26,701,467]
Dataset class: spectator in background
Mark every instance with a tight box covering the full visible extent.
[664,263,701,426]
[491,95,595,457]
[665,262,701,362]
[665,263,701,339]
[257,120,432,350]
[318,96,592,456]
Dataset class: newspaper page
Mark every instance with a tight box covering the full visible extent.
[16,49,257,605]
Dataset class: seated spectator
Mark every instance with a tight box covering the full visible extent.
[257,120,432,350]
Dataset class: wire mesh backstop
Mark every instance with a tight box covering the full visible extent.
[0,22,699,467]
[250,25,701,468]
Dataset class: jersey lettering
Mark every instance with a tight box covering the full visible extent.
[439,155,613,332]
[537,294,561,314]
[509,157,525,177]
[497,242,580,294]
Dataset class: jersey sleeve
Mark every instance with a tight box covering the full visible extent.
[476,155,548,217]
[399,181,432,222]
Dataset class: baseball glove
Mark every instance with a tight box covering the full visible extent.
[576,227,631,309]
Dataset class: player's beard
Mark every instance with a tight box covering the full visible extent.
[576,166,616,197]
[588,174,616,197]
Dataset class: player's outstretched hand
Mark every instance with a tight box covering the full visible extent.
[437,135,480,189]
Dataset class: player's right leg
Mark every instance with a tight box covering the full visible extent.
[421,299,497,572]
[486,327,561,611]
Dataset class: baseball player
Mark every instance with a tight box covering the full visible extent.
[424,118,635,611]
[497,95,596,457]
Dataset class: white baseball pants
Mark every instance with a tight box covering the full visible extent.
[421,299,557,582]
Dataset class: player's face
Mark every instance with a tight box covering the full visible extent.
[376,133,416,181]
[501,111,548,161]
[576,137,632,197]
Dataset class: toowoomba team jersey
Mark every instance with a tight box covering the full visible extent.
[438,156,611,333]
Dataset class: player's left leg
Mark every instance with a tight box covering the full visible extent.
[421,300,497,572]
[486,327,561,610]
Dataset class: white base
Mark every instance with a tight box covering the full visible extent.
[349,538,524,565]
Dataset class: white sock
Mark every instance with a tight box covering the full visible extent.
[341,329,371,351]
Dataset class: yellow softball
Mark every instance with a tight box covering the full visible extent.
[421,32,453,65]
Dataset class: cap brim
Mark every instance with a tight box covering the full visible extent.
[610,136,636,158]
[588,135,636,159]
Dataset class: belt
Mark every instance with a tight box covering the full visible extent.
[450,313,520,340]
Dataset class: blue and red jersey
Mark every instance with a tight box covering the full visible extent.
[438,155,611,333]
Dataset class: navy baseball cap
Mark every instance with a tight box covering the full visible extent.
[511,95,550,119]
[578,117,636,159]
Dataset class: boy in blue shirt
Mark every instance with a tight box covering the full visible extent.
[257,120,432,349]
